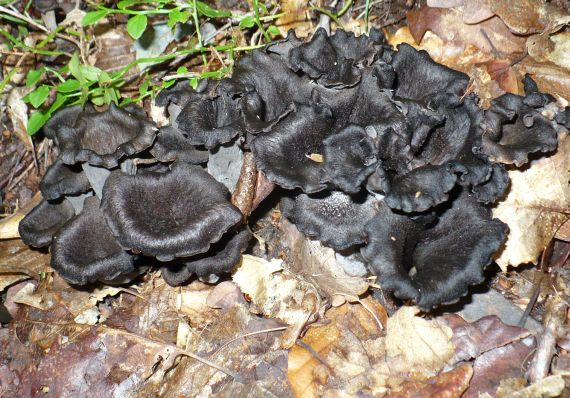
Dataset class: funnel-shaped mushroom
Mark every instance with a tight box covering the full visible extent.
[251,102,334,193]
[18,199,75,247]
[150,126,209,163]
[54,103,157,168]
[362,190,508,309]
[161,227,252,286]
[39,159,91,201]
[281,191,377,250]
[51,196,134,285]
[101,163,243,261]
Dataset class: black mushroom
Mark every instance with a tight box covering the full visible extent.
[19,199,75,247]
[101,162,243,261]
[19,27,564,309]
[50,196,135,285]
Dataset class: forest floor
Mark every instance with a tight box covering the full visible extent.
[0,0,569,397]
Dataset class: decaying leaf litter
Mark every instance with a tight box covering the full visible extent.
[0,0,569,397]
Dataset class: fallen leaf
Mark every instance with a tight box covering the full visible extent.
[464,337,536,397]
[386,363,473,398]
[233,254,323,348]
[386,306,454,375]
[496,375,566,398]
[438,314,531,365]
[0,236,51,279]
[494,134,570,270]
[280,219,371,306]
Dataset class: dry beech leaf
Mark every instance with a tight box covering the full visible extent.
[494,134,570,270]
[386,306,454,375]
[406,6,526,56]
[495,375,566,398]
[464,337,536,397]
[386,363,473,398]
[287,299,386,397]
[280,219,371,305]
[233,255,322,348]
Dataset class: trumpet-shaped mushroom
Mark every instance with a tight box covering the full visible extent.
[53,103,158,168]
[281,191,377,250]
[39,159,91,201]
[18,199,75,247]
[101,163,243,261]
[161,227,252,286]
[50,196,135,285]
[363,191,508,309]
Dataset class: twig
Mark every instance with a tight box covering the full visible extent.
[210,326,289,358]
[526,279,567,382]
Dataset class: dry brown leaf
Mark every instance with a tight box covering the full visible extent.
[496,376,566,398]
[280,219,371,305]
[464,337,536,397]
[287,299,386,397]
[276,0,311,37]
[406,6,526,56]
[494,134,570,270]
[0,238,51,279]
[233,255,322,348]
[386,306,454,375]
[386,363,473,398]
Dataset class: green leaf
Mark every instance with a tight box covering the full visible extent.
[27,85,50,108]
[167,8,190,29]
[177,66,188,74]
[139,79,149,95]
[26,68,44,87]
[27,111,49,135]
[267,25,281,37]
[162,79,176,89]
[82,9,108,26]
[48,94,67,114]
[127,14,147,40]
[190,77,199,90]
[91,96,105,106]
[117,0,138,9]
[79,64,102,82]
[196,1,230,18]
[99,71,112,85]
[68,53,85,85]
[239,15,255,29]
[56,79,80,93]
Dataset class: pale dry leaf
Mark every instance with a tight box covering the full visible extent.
[496,375,566,398]
[386,306,454,375]
[233,255,322,348]
[0,274,29,292]
[11,282,49,310]
[494,134,570,270]
[280,219,371,305]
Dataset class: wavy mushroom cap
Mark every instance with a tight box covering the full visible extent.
[384,163,466,213]
[223,50,310,133]
[18,199,75,247]
[362,191,508,309]
[287,28,381,88]
[176,88,243,149]
[101,163,243,261]
[43,104,95,140]
[54,103,157,168]
[390,43,469,102]
[39,159,92,201]
[150,126,209,163]
[251,102,334,193]
[161,227,252,286]
[481,92,558,167]
[51,196,134,285]
[322,125,378,193]
[281,191,377,250]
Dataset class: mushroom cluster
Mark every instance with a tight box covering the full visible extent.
[20,28,563,309]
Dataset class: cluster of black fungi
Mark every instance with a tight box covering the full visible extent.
[19,28,569,309]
